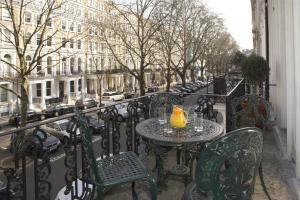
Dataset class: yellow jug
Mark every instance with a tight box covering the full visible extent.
[170,105,187,128]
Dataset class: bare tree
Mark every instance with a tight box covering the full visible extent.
[205,32,238,75]
[169,0,224,86]
[91,0,163,96]
[0,0,81,126]
[154,0,181,91]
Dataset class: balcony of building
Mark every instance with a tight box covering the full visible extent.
[0,76,296,200]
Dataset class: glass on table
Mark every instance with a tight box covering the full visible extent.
[158,107,168,125]
[193,112,204,132]
[163,118,173,135]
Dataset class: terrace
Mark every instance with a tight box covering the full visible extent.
[0,77,294,200]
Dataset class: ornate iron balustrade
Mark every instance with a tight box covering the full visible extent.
[0,79,245,200]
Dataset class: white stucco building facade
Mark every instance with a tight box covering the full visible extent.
[252,0,300,179]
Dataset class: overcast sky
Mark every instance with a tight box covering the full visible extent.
[203,0,253,50]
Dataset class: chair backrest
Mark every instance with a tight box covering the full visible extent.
[149,93,182,118]
[196,127,263,200]
[70,110,103,185]
[230,95,271,130]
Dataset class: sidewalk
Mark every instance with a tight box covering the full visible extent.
[0,117,9,127]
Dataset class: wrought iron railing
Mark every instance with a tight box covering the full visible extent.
[0,79,245,200]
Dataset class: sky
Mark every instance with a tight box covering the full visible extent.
[203,0,253,50]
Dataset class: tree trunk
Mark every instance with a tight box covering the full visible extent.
[20,78,29,127]
[166,67,171,92]
[180,71,186,86]
[10,78,29,153]
[191,68,195,83]
[139,75,146,96]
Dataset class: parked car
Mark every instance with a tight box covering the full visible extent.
[46,119,81,140]
[0,180,7,200]
[102,91,125,101]
[75,99,98,110]
[123,91,135,99]
[174,85,193,93]
[147,86,159,93]
[169,88,184,97]
[185,83,198,92]
[86,114,105,135]
[9,110,45,125]
[42,104,75,118]
[35,129,61,153]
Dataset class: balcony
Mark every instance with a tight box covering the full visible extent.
[0,78,293,200]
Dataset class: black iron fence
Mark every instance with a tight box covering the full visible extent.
[0,79,246,200]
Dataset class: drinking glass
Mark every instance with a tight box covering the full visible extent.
[158,108,167,125]
[193,113,204,132]
[163,118,173,134]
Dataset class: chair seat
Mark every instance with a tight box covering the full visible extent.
[96,151,149,187]
[184,182,212,200]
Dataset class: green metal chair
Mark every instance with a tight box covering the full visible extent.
[230,94,272,200]
[183,127,263,200]
[71,110,157,200]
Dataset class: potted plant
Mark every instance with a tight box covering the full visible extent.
[241,54,270,94]
[240,54,270,124]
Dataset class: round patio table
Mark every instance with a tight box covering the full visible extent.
[136,118,223,146]
[136,118,224,189]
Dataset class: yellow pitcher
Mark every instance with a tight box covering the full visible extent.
[170,105,187,128]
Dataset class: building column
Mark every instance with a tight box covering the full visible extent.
[285,0,296,160]
[51,80,55,97]
[293,0,300,178]
[28,84,33,109]
[41,82,46,108]
[66,81,70,104]
[75,79,79,99]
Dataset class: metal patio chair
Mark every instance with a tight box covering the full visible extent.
[183,127,263,200]
[68,110,157,200]
[230,94,272,200]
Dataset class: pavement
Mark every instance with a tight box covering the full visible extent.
[101,125,294,200]
[0,117,9,128]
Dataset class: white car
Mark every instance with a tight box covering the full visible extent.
[102,91,125,101]
[46,119,81,139]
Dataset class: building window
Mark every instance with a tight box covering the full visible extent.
[77,40,81,49]
[89,28,93,35]
[2,7,10,20]
[46,18,52,27]
[36,14,41,25]
[62,57,67,74]
[89,41,93,51]
[89,58,93,71]
[69,22,74,32]
[25,12,32,23]
[70,81,75,93]
[77,24,81,33]
[78,58,82,72]
[95,42,98,51]
[46,36,52,46]
[47,56,52,75]
[25,55,31,67]
[78,79,82,91]
[37,60,42,75]
[25,32,31,44]
[37,34,41,45]
[62,37,67,48]
[61,20,66,30]
[70,39,74,49]
[70,58,75,73]
[46,81,51,96]
[3,30,11,43]
[0,85,8,102]
[36,83,42,97]
[95,58,99,70]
